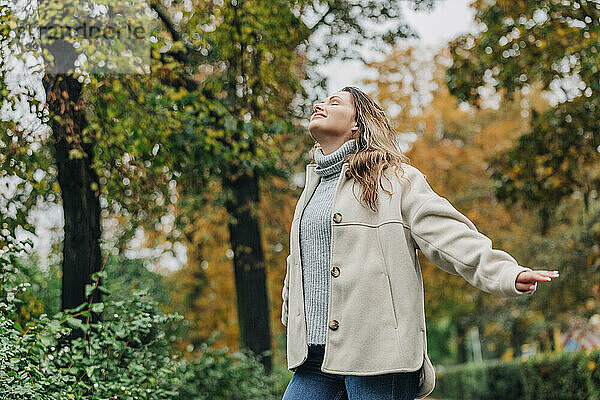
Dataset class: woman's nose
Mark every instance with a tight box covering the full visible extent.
[314,103,324,112]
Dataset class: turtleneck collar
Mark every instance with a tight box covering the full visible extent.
[314,139,356,180]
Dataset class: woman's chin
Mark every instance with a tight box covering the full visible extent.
[308,119,323,129]
[308,124,324,137]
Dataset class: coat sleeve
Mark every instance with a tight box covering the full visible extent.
[281,254,291,327]
[400,165,536,298]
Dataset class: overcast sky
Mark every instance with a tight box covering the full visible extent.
[320,0,476,93]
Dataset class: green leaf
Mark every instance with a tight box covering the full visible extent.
[66,316,84,330]
[85,283,96,297]
[85,366,96,378]
[90,302,104,313]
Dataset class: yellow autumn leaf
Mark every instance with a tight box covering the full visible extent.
[171,88,188,101]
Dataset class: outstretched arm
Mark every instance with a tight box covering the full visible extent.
[401,165,559,297]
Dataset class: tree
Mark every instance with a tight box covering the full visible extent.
[1,0,186,325]
[445,0,600,235]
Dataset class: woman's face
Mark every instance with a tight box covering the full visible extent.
[308,91,357,143]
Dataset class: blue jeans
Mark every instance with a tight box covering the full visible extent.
[282,344,420,400]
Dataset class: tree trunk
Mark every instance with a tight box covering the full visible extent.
[456,319,469,364]
[539,206,550,237]
[44,74,103,323]
[223,171,272,374]
[510,317,527,358]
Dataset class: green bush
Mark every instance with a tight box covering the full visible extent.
[589,349,600,400]
[430,365,460,399]
[0,240,183,400]
[484,359,523,400]
[177,336,284,400]
[521,349,590,400]
[433,348,600,400]
[1,239,289,399]
[434,359,523,400]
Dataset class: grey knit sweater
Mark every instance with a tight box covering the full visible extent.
[300,139,357,345]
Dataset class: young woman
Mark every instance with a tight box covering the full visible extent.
[280,86,559,400]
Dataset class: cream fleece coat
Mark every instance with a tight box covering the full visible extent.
[281,161,535,399]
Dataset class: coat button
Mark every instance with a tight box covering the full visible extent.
[331,266,340,277]
[333,212,343,223]
[329,320,339,330]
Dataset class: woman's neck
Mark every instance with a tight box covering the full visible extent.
[314,139,356,179]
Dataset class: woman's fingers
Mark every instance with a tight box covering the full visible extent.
[515,270,559,291]
[530,270,560,282]
[516,281,537,291]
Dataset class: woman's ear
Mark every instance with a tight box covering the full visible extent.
[350,123,359,138]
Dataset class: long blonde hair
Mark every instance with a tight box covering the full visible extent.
[311,86,412,212]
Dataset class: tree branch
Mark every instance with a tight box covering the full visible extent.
[150,2,182,43]
[149,1,200,92]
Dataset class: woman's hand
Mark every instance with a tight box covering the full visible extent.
[515,269,559,292]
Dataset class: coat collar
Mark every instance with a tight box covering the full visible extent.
[298,162,350,213]
[305,161,350,185]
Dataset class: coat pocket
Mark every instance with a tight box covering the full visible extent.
[376,228,398,330]
[384,272,398,330]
